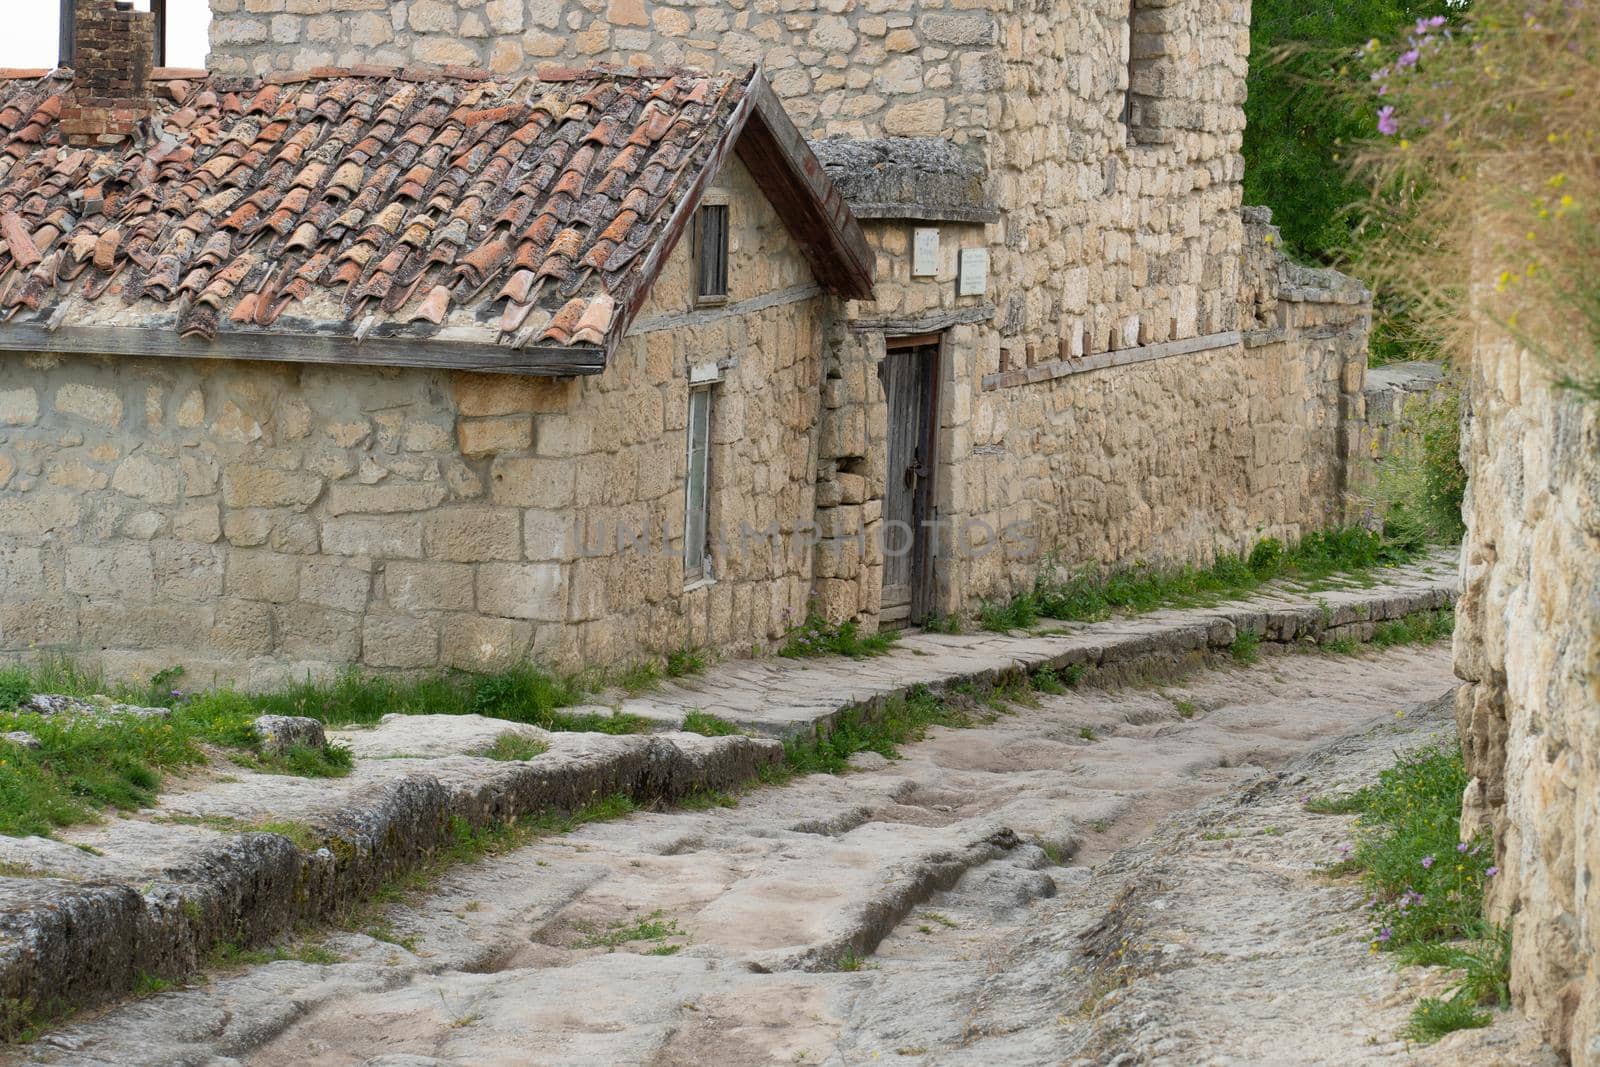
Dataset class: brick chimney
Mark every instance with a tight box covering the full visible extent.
[61,0,156,147]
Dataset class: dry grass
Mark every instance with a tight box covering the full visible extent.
[1353,2,1600,398]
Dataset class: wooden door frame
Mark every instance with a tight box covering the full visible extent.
[884,332,943,625]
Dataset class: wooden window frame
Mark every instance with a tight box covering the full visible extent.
[683,384,715,585]
[693,195,730,307]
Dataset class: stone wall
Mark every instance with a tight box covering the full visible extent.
[1456,335,1600,1063]
[198,0,1372,634]
[0,156,829,684]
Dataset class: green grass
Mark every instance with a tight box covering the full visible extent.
[1024,662,1075,697]
[1173,699,1199,719]
[1230,631,1262,664]
[0,709,206,837]
[1401,996,1491,1044]
[1373,609,1455,648]
[680,711,741,737]
[1304,793,1366,815]
[779,615,898,659]
[664,648,706,678]
[206,939,342,969]
[1332,743,1512,1042]
[779,685,972,776]
[230,742,353,778]
[973,527,1430,635]
[482,732,550,762]
[1078,726,1098,742]
[577,909,685,951]
[979,596,1040,634]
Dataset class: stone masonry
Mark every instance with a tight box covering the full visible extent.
[198,0,1370,634]
[1456,328,1600,1064]
[61,0,157,146]
[0,156,829,684]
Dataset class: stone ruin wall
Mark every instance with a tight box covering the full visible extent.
[0,157,830,685]
[1455,333,1600,1064]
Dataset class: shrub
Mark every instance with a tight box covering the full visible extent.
[1374,387,1467,545]
[1354,2,1600,398]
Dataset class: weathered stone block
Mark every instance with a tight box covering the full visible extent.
[222,466,324,509]
[386,561,477,613]
[226,551,300,603]
[55,383,123,427]
[362,614,439,668]
[440,614,534,671]
[478,562,566,621]
[423,508,523,562]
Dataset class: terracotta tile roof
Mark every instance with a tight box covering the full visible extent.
[0,63,852,374]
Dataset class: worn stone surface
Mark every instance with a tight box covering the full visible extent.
[0,726,782,1032]
[1456,328,1600,1064]
[250,715,327,756]
[15,650,1555,1065]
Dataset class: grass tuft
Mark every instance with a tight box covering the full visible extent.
[1229,631,1262,665]
[680,711,741,737]
[1402,996,1491,1044]
[482,732,550,762]
[779,616,898,659]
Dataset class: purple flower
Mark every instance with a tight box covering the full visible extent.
[1378,927,1393,942]
[1421,854,1435,869]
[1398,49,1421,68]
[1378,106,1399,136]
[1457,842,1470,853]
[1486,866,1500,877]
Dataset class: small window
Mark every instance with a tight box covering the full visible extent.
[1123,0,1163,145]
[694,203,729,305]
[684,385,714,582]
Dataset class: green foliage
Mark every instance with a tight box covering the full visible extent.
[781,685,970,776]
[1031,667,1068,695]
[482,732,550,762]
[1247,537,1285,576]
[0,710,206,837]
[779,615,898,659]
[0,669,31,712]
[1402,996,1492,1043]
[680,711,741,737]
[1372,609,1456,648]
[1230,631,1262,664]
[577,909,685,952]
[1375,390,1467,545]
[664,648,706,678]
[979,595,1040,634]
[1011,528,1422,632]
[1244,0,1457,265]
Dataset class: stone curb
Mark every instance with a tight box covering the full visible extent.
[0,576,1456,1034]
[797,583,1459,743]
[0,733,781,1032]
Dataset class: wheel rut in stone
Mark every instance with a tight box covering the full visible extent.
[15,647,1459,1066]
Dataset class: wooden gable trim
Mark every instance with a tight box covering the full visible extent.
[734,71,875,302]
[604,66,875,364]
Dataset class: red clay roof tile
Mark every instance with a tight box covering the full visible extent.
[0,64,767,353]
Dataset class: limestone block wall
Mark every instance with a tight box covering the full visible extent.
[206,0,1250,375]
[802,206,1370,628]
[0,157,828,684]
[1455,335,1600,1063]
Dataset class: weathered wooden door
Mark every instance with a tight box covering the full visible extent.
[878,336,940,627]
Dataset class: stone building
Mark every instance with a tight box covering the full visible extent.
[0,0,1373,682]
[206,0,1368,629]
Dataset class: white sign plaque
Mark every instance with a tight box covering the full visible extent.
[957,247,989,296]
[912,227,940,277]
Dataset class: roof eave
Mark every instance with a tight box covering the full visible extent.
[0,319,605,377]
[734,70,875,301]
